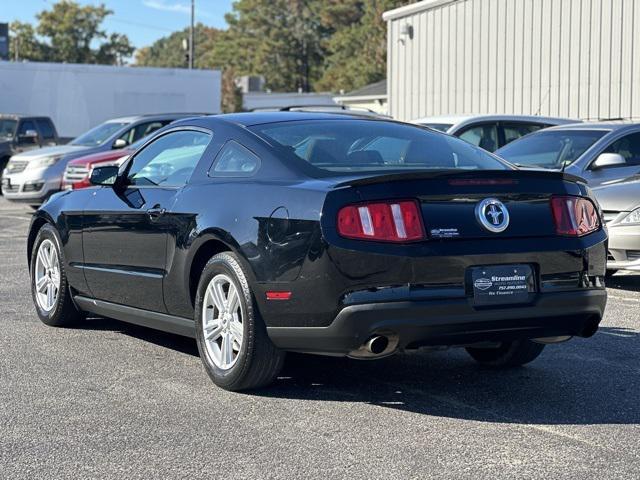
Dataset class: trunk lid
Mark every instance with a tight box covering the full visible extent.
[330,170,588,241]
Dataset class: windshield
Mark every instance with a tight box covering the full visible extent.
[0,119,17,139]
[496,130,608,168]
[420,123,454,132]
[71,122,128,147]
[251,120,509,173]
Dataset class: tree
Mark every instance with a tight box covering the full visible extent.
[217,0,328,92]
[221,67,243,113]
[134,0,409,94]
[135,24,222,69]
[9,21,47,62]
[96,33,135,66]
[316,0,407,93]
[9,1,134,65]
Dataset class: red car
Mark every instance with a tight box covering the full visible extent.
[62,138,143,190]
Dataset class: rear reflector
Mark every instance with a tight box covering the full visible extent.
[337,200,425,242]
[266,291,292,301]
[550,196,600,236]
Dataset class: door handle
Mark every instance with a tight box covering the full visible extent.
[147,205,166,220]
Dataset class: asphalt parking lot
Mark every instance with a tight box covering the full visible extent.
[0,197,639,479]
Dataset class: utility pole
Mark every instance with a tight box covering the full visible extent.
[189,0,194,69]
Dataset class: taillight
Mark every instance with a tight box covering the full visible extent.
[550,196,600,236]
[337,200,425,242]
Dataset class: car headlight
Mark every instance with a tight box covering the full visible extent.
[621,208,640,225]
[30,154,64,169]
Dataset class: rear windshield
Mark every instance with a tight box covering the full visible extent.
[251,120,509,173]
[496,130,607,169]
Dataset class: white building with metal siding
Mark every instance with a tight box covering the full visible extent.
[384,0,640,122]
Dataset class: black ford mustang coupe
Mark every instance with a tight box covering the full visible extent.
[28,113,607,391]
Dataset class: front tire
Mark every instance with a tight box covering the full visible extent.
[466,340,545,368]
[30,223,84,327]
[195,252,285,391]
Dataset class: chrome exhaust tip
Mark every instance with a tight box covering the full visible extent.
[366,335,389,355]
[348,333,399,359]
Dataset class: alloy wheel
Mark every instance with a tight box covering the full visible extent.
[34,239,61,312]
[201,274,244,370]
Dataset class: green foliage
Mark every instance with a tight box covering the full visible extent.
[135,0,406,94]
[9,21,47,62]
[316,0,407,93]
[221,67,244,113]
[135,24,222,69]
[218,0,328,92]
[9,1,134,65]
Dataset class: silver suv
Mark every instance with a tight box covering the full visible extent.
[1,113,199,207]
[413,114,579,152]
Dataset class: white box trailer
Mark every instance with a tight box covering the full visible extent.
[0,61,221,138]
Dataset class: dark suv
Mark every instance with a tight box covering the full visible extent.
[0,115,60,173]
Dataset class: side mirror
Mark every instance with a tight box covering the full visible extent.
[592,153,626,170]
[113,138,128,149]
[90,165,119,186]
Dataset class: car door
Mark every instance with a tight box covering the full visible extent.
[81,128,213,312]
[583,131,640,186]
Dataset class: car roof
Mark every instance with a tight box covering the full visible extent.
[195,111,391,128]
[542,121,640,132]
[106,113,208,124]
[412,114,579,126]
[0,114,51,120]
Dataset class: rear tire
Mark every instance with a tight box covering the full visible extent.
[466,340,545,368]
[30,223,84,327]
[195,252,285,391]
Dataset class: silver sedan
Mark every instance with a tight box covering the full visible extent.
[593,178,640,273]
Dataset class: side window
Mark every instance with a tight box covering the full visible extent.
[127,130,211,187]
[210,141,260,177]
[18,120,36,136]
[17,120,38,145]
[35,119,55,140]
[502,123,545,146]
[603,132,640,166]
[118,121,168,146]
[458,124,499,152]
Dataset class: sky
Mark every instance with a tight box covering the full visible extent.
[3,0,235,49]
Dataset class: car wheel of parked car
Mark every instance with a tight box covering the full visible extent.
[465,340,545,368]
[30,223,84,327]
[195,252,285,391]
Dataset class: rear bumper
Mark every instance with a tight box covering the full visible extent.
[267,289,606,355]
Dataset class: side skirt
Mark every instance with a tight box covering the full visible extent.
[74,296,195,338]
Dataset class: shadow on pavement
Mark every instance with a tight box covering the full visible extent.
[78,317,640,426]
[606,272,640,292]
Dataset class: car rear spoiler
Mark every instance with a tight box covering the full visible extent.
[333,169,586,188]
